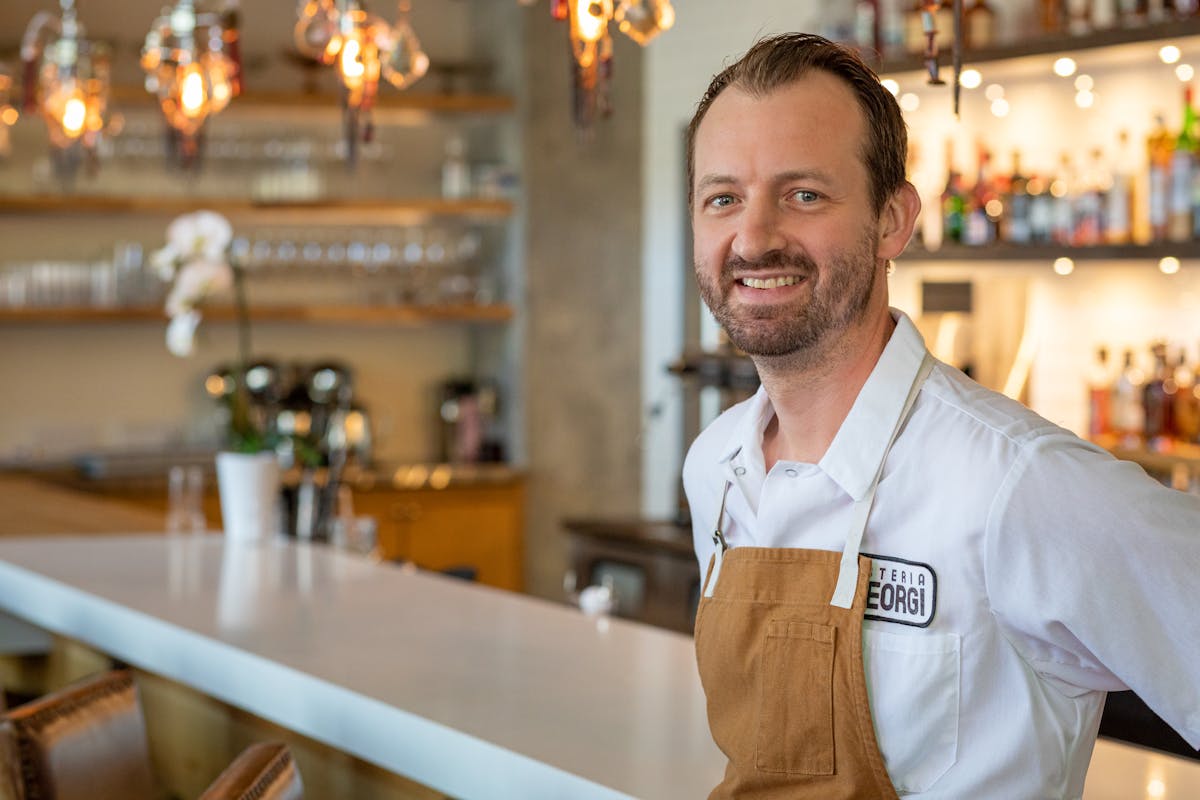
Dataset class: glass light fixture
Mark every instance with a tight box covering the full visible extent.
[527,0,673,132]
[142,0,242,165]
[294,0,428,165]
[613,0,674,45]
[20,0,113,182]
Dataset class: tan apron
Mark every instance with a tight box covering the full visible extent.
[694,355,931,800]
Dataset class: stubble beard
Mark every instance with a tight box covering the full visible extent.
[694,230,880,369]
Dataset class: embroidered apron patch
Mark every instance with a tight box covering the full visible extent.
[862,553,936,628]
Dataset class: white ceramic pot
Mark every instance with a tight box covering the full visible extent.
[215,451,281,543]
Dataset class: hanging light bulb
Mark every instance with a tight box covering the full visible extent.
[142,0,242,166]
[20,0,113,182]
[294,0,428,165]
[613,0,674,45]
[381,1,429,89]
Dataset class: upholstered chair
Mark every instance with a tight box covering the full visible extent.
[198,741,304,800]
[0,669,157,800]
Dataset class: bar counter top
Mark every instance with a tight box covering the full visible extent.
[0,533,723,800]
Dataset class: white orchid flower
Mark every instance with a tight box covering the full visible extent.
[150,245,180,282]
[166,210,234,262]
[164,258,234,318]
[166,309,202,357]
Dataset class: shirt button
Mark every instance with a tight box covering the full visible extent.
[785,468,798,478]
[734,466,747,476]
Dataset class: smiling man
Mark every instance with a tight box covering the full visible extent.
[682,33,1200,799]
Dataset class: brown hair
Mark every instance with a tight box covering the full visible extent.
[686,32,907,215]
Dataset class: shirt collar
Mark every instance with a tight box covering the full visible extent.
[819,309,929,500]
[715,309,930,502]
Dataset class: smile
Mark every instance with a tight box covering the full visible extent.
[738,275,803,290]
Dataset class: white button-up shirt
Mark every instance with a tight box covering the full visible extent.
[683,310,1200,798]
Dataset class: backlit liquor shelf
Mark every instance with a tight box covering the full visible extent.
[0,303,514,326]
[879,16,1200,76]
[901,242,1200,262]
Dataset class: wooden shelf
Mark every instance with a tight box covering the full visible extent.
[900,241,1200,263]
[879,17,1200,75]
[0,196,514,223]
[0,303,514,325]
[1093,435,1200,477]
[109,86,514,117]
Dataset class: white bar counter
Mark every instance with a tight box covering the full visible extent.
[0,534,724,800]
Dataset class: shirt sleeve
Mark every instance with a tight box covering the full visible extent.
[984,430,1200,749]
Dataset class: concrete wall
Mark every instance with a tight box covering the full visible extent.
[519,9,645,600]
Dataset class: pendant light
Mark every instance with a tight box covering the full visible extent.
[141,0,242,166]
[20,0,113,182]
[294,0,429,165]
[532,0,674,132]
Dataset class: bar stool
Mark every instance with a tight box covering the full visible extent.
[0,669,157,800]
[198,741,304,800]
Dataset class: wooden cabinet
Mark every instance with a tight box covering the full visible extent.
[353,482,524,592]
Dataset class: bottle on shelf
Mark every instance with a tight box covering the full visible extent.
[1050,153,1076,246]
[904,0,954,56]
[964,0,995,49]
[1090,0,1119,28]
[1066,0,1092,35]
[1147,113,1173,243]
[965,144,998,245]
[1143,342,1175,445]
[941,139,967,244]
[1169,86,1198,243]
[1072,148,1107,247]
[1172,349,1199,443]
[1113,349,1146,444]
[1027,173,1054,244]
[1087,346,1113,438]
[1106,130,1135,245]
[1038,0,1065,32]
[441,136,471,200]
[1004,150,1033,245]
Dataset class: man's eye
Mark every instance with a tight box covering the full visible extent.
[793,190,820,203]
[707,194,735,208]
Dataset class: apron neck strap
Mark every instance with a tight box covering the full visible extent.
[829,353,934,609]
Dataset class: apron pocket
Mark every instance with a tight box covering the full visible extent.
[863,628,960,793]
[756,619,835,775]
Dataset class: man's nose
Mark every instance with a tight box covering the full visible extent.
[731,201,787,262]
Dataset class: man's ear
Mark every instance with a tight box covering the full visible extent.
[876,181,921,261]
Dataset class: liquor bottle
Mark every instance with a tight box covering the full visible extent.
[1028,174,1054,244]
[1087,346,1113,438]
[1172,349,1199,444]
[1168,86,1198,242]
[941,140,967,244]
[1143,342,1174,444]
[1073,149,1107,247]
[1066,0,1091,34]
[1113,349,1146,443]
[1090,0,1119,27]
[1106,130,1135,245]
[441,136,471,199]
[1039,0,1065,32]
[904,1,954,55]
[1147,114,1173,242]
[964,0,995,49]
[854,0,881,58]
[1050,153,1075,246]
[965,145,997,246]
[1004,150,1033,244]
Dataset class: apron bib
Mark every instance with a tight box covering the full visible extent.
[694,355,931,800]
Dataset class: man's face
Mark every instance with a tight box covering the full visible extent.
[691,72,887,360]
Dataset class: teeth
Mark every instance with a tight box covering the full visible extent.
[741,276,801,290]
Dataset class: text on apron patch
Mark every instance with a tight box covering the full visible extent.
[862,553,936,628]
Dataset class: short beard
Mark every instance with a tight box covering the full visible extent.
[694,230,879,364]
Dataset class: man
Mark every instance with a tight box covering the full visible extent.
[682,32,1200,799]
